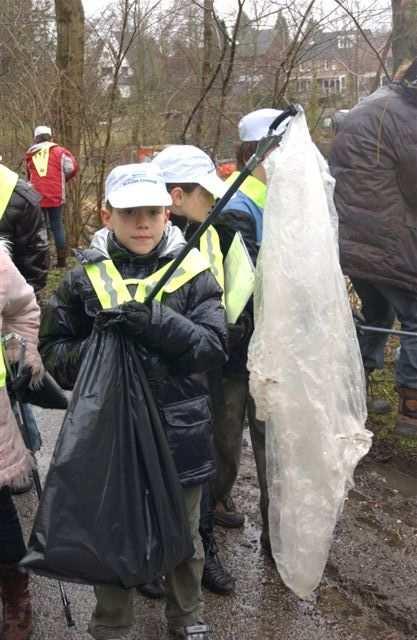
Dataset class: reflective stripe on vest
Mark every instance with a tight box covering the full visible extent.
[84,248,210,309]
[0,164,18,221]
[199,226,224,298]
[0,345,6,388]
[31,142,57,177]
[226,171,267,210]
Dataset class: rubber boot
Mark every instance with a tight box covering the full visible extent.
[396,387,417,437]
[56,247,67,268]
[201,534,235,595]
[0,564,32,640]
[213,495,244,529]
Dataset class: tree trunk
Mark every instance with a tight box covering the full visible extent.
[391,0,417,75]
[194,0,214,146]
[54,0,85,245]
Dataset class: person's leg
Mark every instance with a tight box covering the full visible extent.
[352,278,395,413]
[211,374,249,527]
[375,284,417,436]
[88,586,134,639]
[166,485,207,636]
[352,278,395,371]
[246,397,270,552]
[46,205,67,266]
[0,486,32,640]
[199,483,235,595]
[47,205,66,250]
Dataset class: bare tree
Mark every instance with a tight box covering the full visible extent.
[55,0,85,243]
[391,0,417,74]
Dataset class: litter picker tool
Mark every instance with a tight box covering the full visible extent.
[146,105,298,303]
[2,334,75,628]
[352,312,417,338]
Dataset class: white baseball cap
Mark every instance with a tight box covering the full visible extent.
[153,145,228,199]
[34,125,52,138]
[105,164,172,209]
[238,108,287,142]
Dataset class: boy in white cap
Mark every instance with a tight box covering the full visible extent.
[40,163,227,640]
[210,108,286,554]
[153,144,236,596]
[26,125,78,267]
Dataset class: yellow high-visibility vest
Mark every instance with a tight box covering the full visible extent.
[0,164,18,221]
[226,171,267,210]
[199,225,224,294]
[31,142,57,177]
[0,346,6,388]
[84,248,210,309]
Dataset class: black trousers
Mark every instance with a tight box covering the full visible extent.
[0,487,26,564]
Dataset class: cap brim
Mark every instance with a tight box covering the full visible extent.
[198,171,228,199]
[108,183,172,209]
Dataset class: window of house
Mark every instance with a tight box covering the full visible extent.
[324,60,329,70]
[337,35,354,49]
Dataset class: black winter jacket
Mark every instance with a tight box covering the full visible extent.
[0,179,49,292]
[40,230,228,487]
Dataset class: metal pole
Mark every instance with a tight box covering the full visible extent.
[145,104,298,303]
[3,335,76,629]
[11,401,75,628]
[357,324,417,339]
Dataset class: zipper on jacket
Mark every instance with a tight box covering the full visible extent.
[144,489,152,561]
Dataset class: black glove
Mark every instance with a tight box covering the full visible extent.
[94,301,152,338]
[120,300,152,337]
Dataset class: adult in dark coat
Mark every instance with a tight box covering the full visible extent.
[330,58,417,436]
[0,166,49,462]
[0,176,49,294]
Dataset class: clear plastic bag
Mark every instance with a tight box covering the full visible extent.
[248,109,372,599]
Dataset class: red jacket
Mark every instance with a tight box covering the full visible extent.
[26,142,78,208]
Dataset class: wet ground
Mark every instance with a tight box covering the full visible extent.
[6,404,417,640]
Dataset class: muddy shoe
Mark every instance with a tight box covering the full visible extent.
[396,387,417,437]
[169,622,211,639]
[137,576,165,599]
[214,496,244,529]
[202,536,235,595]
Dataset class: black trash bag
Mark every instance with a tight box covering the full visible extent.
[22,328,194,587]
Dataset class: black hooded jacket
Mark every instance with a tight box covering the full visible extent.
[40,228,228,487]
[0,179,49,292]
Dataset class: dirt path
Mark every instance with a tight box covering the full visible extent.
[5,406,417,640]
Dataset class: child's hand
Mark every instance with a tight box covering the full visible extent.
[93,307,124,332]
[119,301,152,337]
[94,302,152,338]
